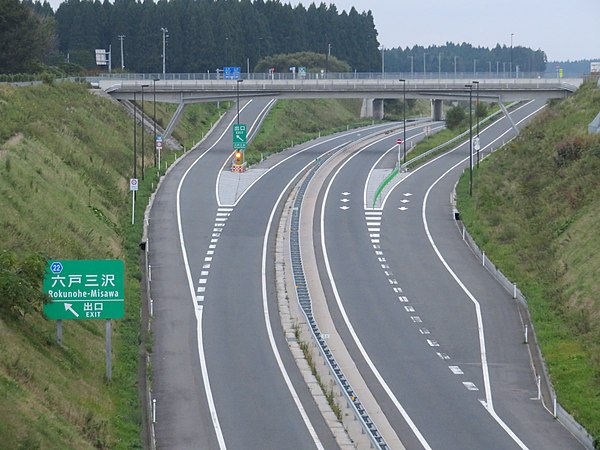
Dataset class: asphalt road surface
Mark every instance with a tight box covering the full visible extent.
[317,100,584,449]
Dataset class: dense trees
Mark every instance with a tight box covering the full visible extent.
[0,0,55,74]
[3,0,548,76]
[384,42,547,74]
[52,0,381,73]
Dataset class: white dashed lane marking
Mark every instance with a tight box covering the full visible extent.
[449,366,464,375]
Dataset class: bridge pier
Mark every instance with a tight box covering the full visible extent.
[360,98,384,120]
[432,99,443,121]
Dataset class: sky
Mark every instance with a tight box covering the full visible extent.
[285,0,600,62]
[45,0,600,62]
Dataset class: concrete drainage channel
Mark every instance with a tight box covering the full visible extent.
[282,152,390,449]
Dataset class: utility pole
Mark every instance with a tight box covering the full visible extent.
[161,27,169,75]
[118,35,125,70]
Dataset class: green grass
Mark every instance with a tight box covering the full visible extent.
[245,98,375,165]
[456,79,600,445]
[0,82,223,449]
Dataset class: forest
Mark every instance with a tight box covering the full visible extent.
[3,0,547,76]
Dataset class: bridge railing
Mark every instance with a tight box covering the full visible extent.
[93,71,581,83]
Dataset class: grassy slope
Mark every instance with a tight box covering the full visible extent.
[0,82,222,449]
[245,98,372,164]
[456,79,600,442]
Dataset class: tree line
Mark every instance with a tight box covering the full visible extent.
[384,42,547,74]
[2,0,548,76]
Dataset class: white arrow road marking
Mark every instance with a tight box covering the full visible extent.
[64,303,79,317]
[341,191,351,196]
[400,199,410,204]
[403,192,413,197]
[340,198,350,203]
[340,205,350,210]
[398,207,408,211]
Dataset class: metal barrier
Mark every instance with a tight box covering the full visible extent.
[289,157,389,450]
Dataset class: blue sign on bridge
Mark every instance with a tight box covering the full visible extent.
[223,67,241,80]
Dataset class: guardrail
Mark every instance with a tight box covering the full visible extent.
[289,155,389,450]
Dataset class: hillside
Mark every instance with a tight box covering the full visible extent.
[0,82,226,449]
[456,79,600,443]
[0,82,372,448]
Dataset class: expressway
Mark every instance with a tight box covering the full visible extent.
[148,97,420,448]
[147,92,585,448]
[312,99,585,449]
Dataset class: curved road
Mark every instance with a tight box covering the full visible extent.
[316,100,584,449]
[148,98,403,449]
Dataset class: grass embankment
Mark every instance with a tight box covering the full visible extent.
[0,82,223,449]
[245,98,375,165]
[138,101,231,150]
[456,79,600,444]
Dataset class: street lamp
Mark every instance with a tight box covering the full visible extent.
[133,92,137,180]
[510,33,514,78]
[466,83,473,196]
[454,56,458,78]
[472,80,480,167]
[410,55,414,78]
[423,53,427,76]
[161,27,168,75]
[141,84,150,180]
[118,35,125,70]
[236,79,243,125]
[153,78,160,168]
[400,79,407,165]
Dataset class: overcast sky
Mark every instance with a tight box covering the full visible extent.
[286,0,600,62]
[45,0,600,61]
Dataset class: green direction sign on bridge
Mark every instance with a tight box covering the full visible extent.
[43,260,124,320]
[233,124,247,150]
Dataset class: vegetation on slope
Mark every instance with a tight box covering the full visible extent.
[0,82,223,449]
[245,98,372,165]
[456,79,600,444]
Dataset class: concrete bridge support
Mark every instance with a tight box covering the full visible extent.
[432,99,443,121]
[360,98,385,120]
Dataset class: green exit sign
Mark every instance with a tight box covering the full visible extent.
[43,260,125,320]
[233,124,247,149]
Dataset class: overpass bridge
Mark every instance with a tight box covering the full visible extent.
[96,74,582,139]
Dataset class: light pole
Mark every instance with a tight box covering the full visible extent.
[510,33,514,78]
[466,83,473,196]
[438,53,441,79]
[472,80,480,167]
[236,79,243,125]
[400,79,407,164]
[325,43,331,79]
[153,78,159,168]
[141,84,149,180]
[410,55,414,78]
[454,56,458,78]
[161,27,168,75]
[473,59,477,75]
[381,45,385,78]
[423,53,427,76]
[133,92,137,181]
[118,35,125,70]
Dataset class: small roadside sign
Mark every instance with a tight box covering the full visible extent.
[130,178,139,191]
[43,260,125,320]
[233,124,247,150]
[473,137,481,151]
[396,138,403,145]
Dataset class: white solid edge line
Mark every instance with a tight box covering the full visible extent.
[419,102,547,450]
[262,158,325,449]
[218,121,396,208]
[177,168,226,445]
[213,99,257,205]
[321,142,433,449]
[380,101,535,209]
